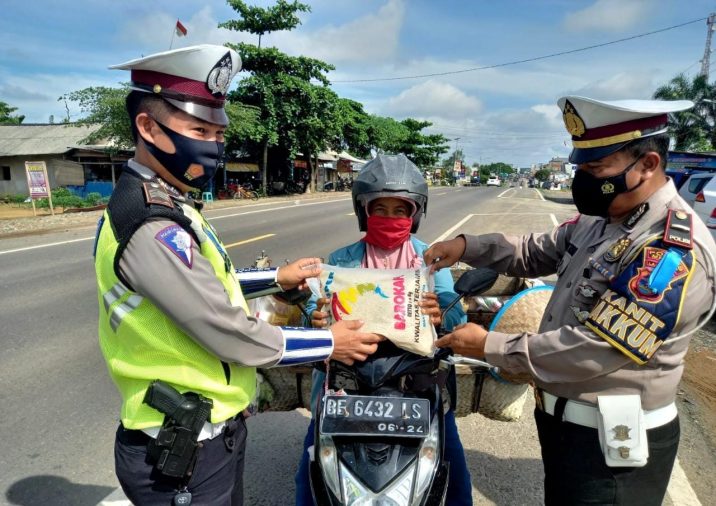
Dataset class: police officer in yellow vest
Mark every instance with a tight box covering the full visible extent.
[425,96,716,505]
[95,45,381,505]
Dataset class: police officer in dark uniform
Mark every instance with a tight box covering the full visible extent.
[425,96,716,505]
[95,45,381,505]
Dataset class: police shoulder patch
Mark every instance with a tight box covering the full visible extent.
[584,238,695,365]
[155,224,194,268]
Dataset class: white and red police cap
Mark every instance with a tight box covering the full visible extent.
[110,44,241,126]
[557,96,693,164]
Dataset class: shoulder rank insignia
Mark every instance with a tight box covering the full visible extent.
[143,181,174,208]
[604,237,632,263]
[612,425,631,441]
[662,209,693,250]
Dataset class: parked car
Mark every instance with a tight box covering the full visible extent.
[692,176,716,242]
[677,172,714,208]
[464,176,481,187]
[486,177,501,187]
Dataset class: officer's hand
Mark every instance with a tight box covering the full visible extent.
[311,297,330,328]
[276,257,321,290]
[435,322,488,358]
[419,292,442,326]
[329,319,384,366]
[424,237,466,273]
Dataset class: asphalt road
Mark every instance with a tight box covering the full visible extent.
[0,186,706,505]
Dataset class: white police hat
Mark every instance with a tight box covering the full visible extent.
[110,44,241,126]
[557,96,693,164]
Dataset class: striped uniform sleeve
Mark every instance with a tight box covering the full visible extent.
[273,327,334,367]
[235,267,281,299]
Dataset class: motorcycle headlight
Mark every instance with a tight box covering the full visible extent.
[413,413,441,501]
[341,463,413,506]
[318,435,341,499]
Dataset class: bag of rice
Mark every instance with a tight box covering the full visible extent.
[308,265,437,356]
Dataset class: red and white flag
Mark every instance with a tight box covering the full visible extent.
[175,19,187,37]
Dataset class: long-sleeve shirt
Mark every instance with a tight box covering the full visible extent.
[461,180,716,409]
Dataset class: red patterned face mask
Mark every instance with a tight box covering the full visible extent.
[363,215,413,250]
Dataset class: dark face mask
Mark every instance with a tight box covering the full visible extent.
[143,119,224,190]
[571,157,643,217]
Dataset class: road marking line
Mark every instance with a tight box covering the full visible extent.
[209,198,351,220]
[0,236,94,255]
[346,212,355,216]
[534,188,545,201]
[436,192,447,195]
[224,234,275,249]
[497,188,514,198]
[0,199,351,255]
[98,487,131,505]
[431,214,474,245]
[667,458,701,505]
[550,214,559,226]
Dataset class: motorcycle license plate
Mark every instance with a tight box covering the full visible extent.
[319,395,430,437]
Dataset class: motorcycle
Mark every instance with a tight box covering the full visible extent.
[307,268,500,506]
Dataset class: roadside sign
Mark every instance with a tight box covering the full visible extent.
[24,161,54,216]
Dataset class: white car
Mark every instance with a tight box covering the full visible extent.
[486,177,501,187]
[692,176,716,242]
[677,172,714,208]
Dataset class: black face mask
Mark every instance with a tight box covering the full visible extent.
[571,157,643,217]
[143,119,224,190]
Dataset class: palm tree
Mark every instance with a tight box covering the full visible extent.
[653,73,712,150]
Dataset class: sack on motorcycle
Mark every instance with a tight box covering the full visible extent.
[308,264,437,356]
[249,295,312,412]
[451,269,553,421]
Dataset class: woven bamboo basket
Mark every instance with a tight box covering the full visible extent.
[450,268,553,421]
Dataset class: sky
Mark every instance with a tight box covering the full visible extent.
[1,0,715,167]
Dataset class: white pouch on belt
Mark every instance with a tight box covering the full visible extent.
[597,395,648,467]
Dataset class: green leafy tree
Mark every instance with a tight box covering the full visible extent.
[335,98,372,159]
[223,1,338,190]
[366,115,409,154]
[59,86,132,150]
[396,118,449,168]
[534,168,551,182]
[220,0,310,48]
[0,101,24,125]
[653,73,712,150]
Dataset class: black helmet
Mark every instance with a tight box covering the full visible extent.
[352,154,428,233]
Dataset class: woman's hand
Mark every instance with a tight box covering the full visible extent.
[420,292,442,326]
[311,297,330,328]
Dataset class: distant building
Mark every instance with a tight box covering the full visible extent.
[0,124,132,197]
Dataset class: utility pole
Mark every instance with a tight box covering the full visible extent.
[700,13,716,78]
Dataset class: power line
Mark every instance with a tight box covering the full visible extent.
[333,17,707,83]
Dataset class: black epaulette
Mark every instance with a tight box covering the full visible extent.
[106,168,197,288]
[662,209,693,250]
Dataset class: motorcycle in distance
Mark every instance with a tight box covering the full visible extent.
[300,268,499,506]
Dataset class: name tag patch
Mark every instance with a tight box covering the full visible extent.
[156,225,194,268]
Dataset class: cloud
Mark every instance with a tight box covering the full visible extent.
[271,0,405,64]
[117,6,253,51]
[0,84,53,102]
[566,72,658,100]
[564,0,650,32]
[382,80,483,120]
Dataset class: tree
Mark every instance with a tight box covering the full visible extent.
[653,73,713,150]
[366,115,409,154]
[60,86,132,150]
[222,1,337,191]
[396,119,449,168]
[334,98,372,159]
[0,101,24,125]
[220,0,310,48]
[534,169,551,182]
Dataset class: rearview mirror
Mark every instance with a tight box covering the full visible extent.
[454,268,499,297]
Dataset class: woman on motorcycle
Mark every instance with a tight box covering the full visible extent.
[295,154,472,505]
